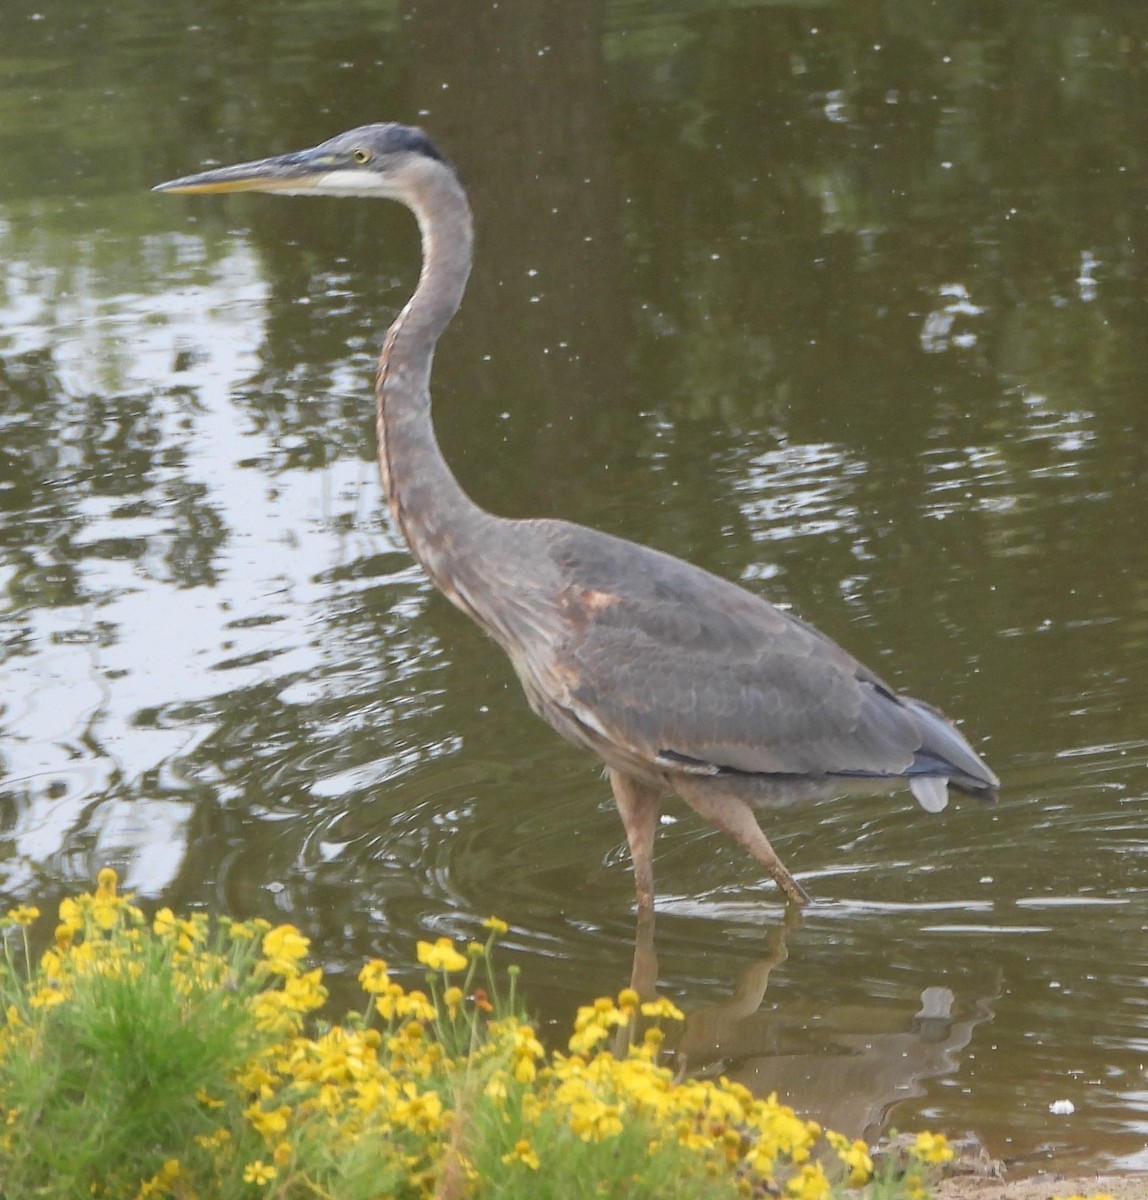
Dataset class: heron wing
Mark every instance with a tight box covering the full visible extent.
[537,523,993,787]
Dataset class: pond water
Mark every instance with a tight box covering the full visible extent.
[3,0,1148,1176]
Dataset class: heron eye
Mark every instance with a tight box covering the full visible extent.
[353,148,372,164]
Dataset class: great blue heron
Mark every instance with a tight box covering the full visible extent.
[156,123,998,913]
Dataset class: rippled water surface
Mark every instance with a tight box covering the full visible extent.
[3,0,1148,1175]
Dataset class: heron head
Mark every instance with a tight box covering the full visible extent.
[153,123,450,200]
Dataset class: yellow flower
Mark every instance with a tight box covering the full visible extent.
[358,958,389,994]
[245,1102,291,1138]
[262,925,310,973]
[28,985,66,1010]
[5,904,39,927]
[640,996,685,1021]
[416,937,468,973]
[133,1157,181,1200]
[193,1129,231,1149]
[153,907,201,952]
[482,915,509,935]
[912,1130,955,1165]
[392,1082,444,1133]
[904,1170,927,1200]
[569,1097,624,1142]
[826,1130,872,1185]
[57,896,83,933]
[397,990,435,1021]
[316,1082,344,1115]
[785,1161,831,1200]
[501,1138,540,1169]
[283,967,327,1013]
[236,1062,278,1094]
[642,1026,665,1052]
[250,990,304,1036]
[513,1022,543,1051]
[242,1160,277,1185]
[96,866,118,896]
[353,1077,388,1113]
[567,1023,610,1056]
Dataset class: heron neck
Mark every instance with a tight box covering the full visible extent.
[375,166,489,604]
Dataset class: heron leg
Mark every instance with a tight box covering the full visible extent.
[629,904,659,999]
[675,782,811,906]
[613,904,659,1064]
[609,769,661,922]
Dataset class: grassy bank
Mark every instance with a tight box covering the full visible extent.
[0,871,1007,1199]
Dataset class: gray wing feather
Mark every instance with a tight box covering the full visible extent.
[539,524,996,789]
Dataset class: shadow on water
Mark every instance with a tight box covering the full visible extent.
[3,0,1148,1178]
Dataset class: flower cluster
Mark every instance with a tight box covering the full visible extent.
[0,877,954,1200]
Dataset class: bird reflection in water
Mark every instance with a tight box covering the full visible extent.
[625,910,995,1143]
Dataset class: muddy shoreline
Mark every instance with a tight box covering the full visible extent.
[935,1173,1141,1199]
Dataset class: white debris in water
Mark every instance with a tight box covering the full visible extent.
[1049,1099,1075,1116]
